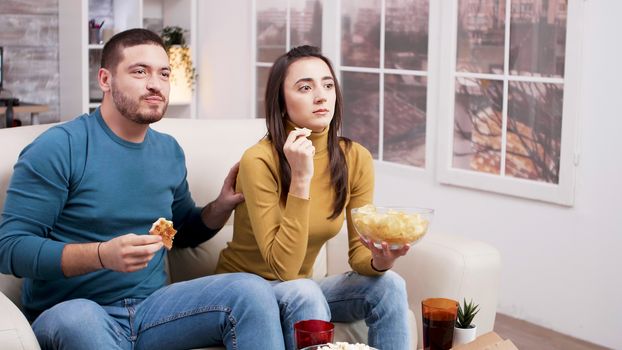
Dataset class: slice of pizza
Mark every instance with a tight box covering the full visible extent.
[149,218,177,250]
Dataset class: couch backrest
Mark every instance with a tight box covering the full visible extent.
[1,123,62,306]
[151,118,268,209]
[150,119,328,282]
[0,118,330,306]
[0,123,57,208]
[0,118,270,211]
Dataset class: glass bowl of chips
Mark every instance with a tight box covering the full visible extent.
[351,204,434,250]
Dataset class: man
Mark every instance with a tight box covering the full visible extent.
[0,29,285,349]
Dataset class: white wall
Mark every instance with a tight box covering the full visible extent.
[376,2,622,348]
[196,1,622,348]
[196,0,252,119]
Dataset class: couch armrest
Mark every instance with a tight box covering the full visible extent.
[326,231,501,349]
[395,234,501,346]
[0,291,40,350]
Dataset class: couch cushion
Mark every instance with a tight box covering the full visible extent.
[167,226,234,283]
[168,225,329,283]
[0,274,23,309]
[150,119,267,209]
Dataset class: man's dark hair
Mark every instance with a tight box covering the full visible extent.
[101,28,166,73]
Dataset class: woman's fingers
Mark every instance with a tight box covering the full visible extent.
[292,139,315,156]
[285,129,315,174]
[284,129,315,193]
[285,128,311,146]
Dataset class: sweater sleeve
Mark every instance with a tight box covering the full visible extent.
[237,146,310,281]
[345,144,383,276]
[0,128,71,280]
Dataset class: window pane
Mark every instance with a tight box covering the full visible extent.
[509,0,567,77]
[257,0,287,63]
[341,71,380,158]
[384,74,427,167]
[456,0,506,74]
[290,0,323,48]
[506,81,563,183]
[256,66,271,119]
[385,0,429,71]
[341,0,381,68]
[453,78,504,174]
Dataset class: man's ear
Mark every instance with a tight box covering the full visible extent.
[98,67,112,92]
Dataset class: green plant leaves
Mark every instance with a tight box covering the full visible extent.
[456,298,480,329]
[161,26,197,90]
[161,26,187,49]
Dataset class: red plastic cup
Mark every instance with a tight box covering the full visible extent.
[294,319,335,349]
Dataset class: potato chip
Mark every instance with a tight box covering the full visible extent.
[294,127,312,136]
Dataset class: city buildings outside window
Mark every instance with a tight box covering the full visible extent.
[437,0,583,205]
[339,0,430,168]
[252,0,582,205]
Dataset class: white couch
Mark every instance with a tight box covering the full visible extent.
[0,119,501,350]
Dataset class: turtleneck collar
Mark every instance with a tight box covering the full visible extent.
[284,119,330,157]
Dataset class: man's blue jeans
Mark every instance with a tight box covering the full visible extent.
[272,270,411,350]
[31,273,285,350]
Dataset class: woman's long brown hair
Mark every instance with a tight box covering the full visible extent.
[264,45,351,220]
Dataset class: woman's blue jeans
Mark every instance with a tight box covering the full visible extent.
[272,270,411,350]
[31,272,285,350]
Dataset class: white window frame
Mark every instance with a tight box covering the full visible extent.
[251,1,437,173]
[251,0,289,118]
[436,0,585,206]
[251,0,582,205]
[251,0,326,119]
[334,0,435,171]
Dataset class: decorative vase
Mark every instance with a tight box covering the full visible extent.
[453,325,477,346]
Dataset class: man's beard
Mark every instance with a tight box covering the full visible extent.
[111,81,168,125]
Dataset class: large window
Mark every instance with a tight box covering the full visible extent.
[252,0,582,205]
[253,0,323,118]
[340,0,430,167]
[437,0,582,205]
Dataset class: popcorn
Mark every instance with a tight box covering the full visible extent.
[351,204,430,245]
[316,342,374,350]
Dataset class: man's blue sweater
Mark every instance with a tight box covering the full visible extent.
[0,109,211,320]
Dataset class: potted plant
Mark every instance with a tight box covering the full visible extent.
[453,298,480,345]
[160,26,197,95]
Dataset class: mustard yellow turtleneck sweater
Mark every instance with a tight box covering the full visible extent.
[215,123,382,281]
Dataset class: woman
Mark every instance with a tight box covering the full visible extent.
[216,46,411,350]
